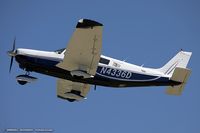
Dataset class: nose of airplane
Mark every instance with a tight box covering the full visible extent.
[7,37,17,73]
[7,50,17,57]
[7,37,17,57]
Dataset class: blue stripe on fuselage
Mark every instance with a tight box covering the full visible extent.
[95,66,169,82]
[16,55,170,83]
[18,55,61,67]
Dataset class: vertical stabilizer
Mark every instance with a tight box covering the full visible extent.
[159,51,192,76]
[158,51,192,95]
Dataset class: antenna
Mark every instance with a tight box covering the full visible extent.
[123,57,128,62]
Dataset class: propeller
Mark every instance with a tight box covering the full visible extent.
[7,37,17,73]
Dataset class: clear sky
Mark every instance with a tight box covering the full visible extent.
[0,0,200,132]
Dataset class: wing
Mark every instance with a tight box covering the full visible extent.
[57,19,103,76]
[57,78,90,101]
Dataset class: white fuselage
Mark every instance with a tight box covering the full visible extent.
[15,48,169,80]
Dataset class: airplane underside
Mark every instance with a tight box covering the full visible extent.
[15,55,180,88]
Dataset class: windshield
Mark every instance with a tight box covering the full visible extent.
[54,48,65,54]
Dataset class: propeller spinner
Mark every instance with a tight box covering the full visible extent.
[7,38,17,73]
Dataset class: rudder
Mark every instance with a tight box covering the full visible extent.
[158,51,192,76]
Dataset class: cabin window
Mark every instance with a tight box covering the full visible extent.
[113,62,121,68]
[54,48,65,54]
[99,57,110,65]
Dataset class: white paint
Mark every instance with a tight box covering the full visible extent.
[17,48,64,61]
[16,48,191,80]
[78,19,84,23]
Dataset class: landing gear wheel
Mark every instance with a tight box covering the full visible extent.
[73,75,84,79]
[66,98,76,102]
[16,73,37,85]
[17,80,28,85]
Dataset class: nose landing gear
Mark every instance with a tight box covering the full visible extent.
[17,79,28,85]
[16,72,37,85]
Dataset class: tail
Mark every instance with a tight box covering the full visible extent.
[158,51,192,95]
[159,51,192,76]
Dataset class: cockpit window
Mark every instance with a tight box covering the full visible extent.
[54,48,65,54]
[99,57,110,65]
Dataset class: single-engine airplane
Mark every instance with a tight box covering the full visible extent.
[7,19,192,102]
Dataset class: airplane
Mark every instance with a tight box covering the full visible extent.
[7,19,192,102]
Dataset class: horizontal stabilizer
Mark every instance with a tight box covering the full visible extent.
[166,67,191,95]
[170,67,191,83]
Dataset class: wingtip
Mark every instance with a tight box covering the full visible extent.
[180,51,192,56]
[76,18,103,28]
[179,49,192,56]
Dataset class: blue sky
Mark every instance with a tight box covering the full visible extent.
[0,0,200,132]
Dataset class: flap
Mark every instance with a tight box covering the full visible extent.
[57,78,90,101]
